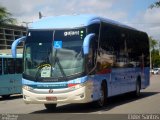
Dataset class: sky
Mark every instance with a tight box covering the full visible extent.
[0,0,160,41]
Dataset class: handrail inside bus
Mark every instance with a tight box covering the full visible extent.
[11,36,26,58]
[83,33,95,55]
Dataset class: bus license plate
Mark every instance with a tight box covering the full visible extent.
[46,96,57,101]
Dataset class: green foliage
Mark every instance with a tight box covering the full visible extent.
[149,36,160,67]
[149,36,158,50]
[0,6,17,25]
[152,50,160,67]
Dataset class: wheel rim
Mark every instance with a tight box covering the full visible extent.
[98,88,104,106]
[136,82,140,96]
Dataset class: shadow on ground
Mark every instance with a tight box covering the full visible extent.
[31,91,159,114]
[0,94,22,101]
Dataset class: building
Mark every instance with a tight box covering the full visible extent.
[0,24,26,54]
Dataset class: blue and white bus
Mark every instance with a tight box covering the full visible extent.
[12,14,150,110]
[0,54,22,98]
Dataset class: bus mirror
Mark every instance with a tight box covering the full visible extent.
[83,33,95,55]
[12,36,26,58]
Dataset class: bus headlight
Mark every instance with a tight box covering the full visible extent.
[68,80,93,90]
[23,85,33,91]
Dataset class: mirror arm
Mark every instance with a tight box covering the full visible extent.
[11,36,26,58]
[83,33,95,55]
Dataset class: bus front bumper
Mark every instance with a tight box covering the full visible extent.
[22,85,98,104]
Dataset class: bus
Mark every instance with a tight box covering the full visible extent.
[11,14,150,110]
[0,54,22,98]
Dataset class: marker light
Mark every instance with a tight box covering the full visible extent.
[23,85,33,91]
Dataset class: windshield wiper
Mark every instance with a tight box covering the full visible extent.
[54,49,68,81]
[34,49,68,81]
[55,56,68,81]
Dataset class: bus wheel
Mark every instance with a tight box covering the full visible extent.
[95,83,107,107]
[44,104,57,111]
[135,80,141,97]
[2,95,10,99]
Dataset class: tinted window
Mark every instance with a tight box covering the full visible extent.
[7,58,15,74]
[87,23,100,36]
[23,28,86,81]
[99,23,123,68]
[0,58,2,75]
[127,32,149,68]
[1,58,22,75]
[99,22,149,68]
[3,58,8,74]
[15,58,23,73]
[100,23,135,67]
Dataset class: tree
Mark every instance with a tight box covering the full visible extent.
[149,36,160,68]
[0,6,16,25]
[150,0,160,9]
[149,36,158,51]
[152,50,160,67]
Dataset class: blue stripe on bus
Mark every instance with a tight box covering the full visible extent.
[27,84,68,89]
[22,76,88,89]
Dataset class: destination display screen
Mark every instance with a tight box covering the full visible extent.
[54,28,86,49]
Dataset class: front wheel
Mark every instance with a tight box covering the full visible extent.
[94,83,107,107]
[134,81,141,97]
[44,104,57,111]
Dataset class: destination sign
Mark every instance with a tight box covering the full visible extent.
[64,31,79,36]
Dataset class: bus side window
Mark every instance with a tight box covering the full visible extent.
[87,23,100,36]
[98,23,116,70]
[7,58,15,74]
[15,58,22,73]
[3,58,8,74]
[0,58,2,75]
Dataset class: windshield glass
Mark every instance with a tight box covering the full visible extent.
[23,28,86,81]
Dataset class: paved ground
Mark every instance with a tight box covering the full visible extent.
[0,75,160,114]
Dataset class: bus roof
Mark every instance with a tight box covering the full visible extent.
[0,54,22,58]
[29,14,137,31]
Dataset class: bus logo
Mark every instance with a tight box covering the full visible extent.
[64,31,79,36]
[49,89,53,93]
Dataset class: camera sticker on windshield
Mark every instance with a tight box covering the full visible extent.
[54,41,62,49]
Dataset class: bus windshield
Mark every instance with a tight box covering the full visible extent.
[23,28,86,81]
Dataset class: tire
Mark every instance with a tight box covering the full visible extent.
[94,82,107,107]
[134,80,141,97]
[44,104,57,111]
[2,95,10,99]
